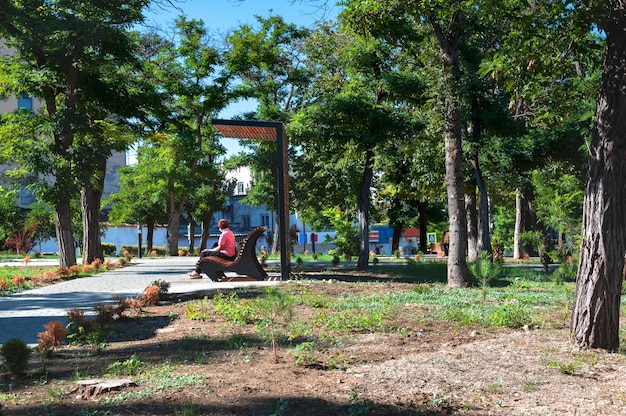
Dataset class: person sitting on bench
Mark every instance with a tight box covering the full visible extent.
[188,219,237,279]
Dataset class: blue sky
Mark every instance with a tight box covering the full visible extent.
[141,0,339,155]
[145,0,338,34]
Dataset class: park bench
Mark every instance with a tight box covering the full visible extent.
[197,226,270,282]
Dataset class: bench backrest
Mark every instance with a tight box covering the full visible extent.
[237,227,267,258]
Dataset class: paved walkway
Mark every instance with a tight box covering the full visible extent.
[0,257,278,346]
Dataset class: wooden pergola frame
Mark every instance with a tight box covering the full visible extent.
[211,119,290,280]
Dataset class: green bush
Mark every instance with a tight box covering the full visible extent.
[101,242,117,256]
[120,245,138,255]
[150,246,167,256]
[1,338,31,377]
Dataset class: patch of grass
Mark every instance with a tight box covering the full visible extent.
[185,296,212,321]
[105,354,146,377]
[102,363,207,405]
[213,292,255,325]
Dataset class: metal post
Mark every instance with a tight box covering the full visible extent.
[275,123,291,279]
[137,224,142,259]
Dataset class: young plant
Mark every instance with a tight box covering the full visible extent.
[254,287,295,360]
[468,251,502,302]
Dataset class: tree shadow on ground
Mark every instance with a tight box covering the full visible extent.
[7,395,491,416]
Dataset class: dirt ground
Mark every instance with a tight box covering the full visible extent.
[3,277,626,416]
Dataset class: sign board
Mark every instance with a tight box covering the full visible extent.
[427,232,437,243]
[369,230,379,242]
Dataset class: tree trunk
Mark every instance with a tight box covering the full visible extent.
[356,148,374,271]
[469,93,492,256]
[81,183,103,264]
[167,207,182,256]
[431,12,471,287]
[418,202,428,254]
[166,178,188,255]
[570,7,626,351]
[466,183,479,262]
[392,226,401,254]
[513,189,524,259]
[54,202,77,268]
[199,215,211,251]
[145,216,155,255]
[473,157,491,256]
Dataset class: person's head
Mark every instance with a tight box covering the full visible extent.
[218,219,230,230]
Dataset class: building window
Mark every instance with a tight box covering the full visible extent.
[17,93,33,111]
[237,182,245,195]
[242,215,250,229]
[261,214,270,227]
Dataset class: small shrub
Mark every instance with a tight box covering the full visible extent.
[288,341,317,367]
[489,299,532,329]
[0,279,8,291]
[69,265,80,275]
[91,258,102,270]
[127,298,144,309]
[93,303,121,325]
[142,285,160,306]
[67,308,94,333]
[331,255,340,266]
[43,270,57,282]
[82,264,94,274]
[118,258,127,266]
[0,338,31,378]
[111,295,131,317]
[151,279,171,295]
[37,321,68,355]
[12,274,25,287]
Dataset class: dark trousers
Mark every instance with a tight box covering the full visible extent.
[195,250,237,273]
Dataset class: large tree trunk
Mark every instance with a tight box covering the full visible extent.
[81,159,105,264]
[356,148,374,271]
[431,12,471,287]
[570,7,626,351]
[166,177,189,255]
[54,202,77,268]
[145,216,155,255]
[167,206,182,256]
[391,226,401,254]
[81,183,103,264]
